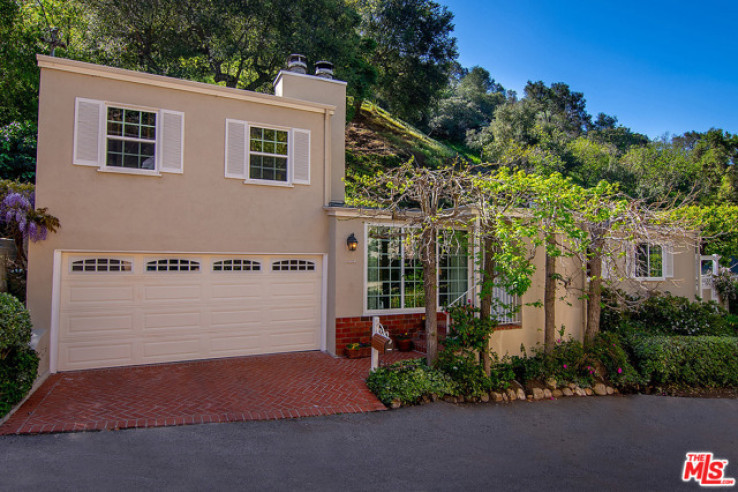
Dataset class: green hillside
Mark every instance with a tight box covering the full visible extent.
[345,101,478,177]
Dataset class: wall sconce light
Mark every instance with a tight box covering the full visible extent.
[347,233,359,252]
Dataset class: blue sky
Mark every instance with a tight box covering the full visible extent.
[441,0,738,139]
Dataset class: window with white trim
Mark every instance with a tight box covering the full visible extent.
[634,243,663,279]
[224,120,310,185]
[272,259,315,271]
[106,107,157,170]
[146,259,200,272]
[213,259,261,271]
[249,127,288,182]
[71,258,132,273]
[73,98,184,174]
[366,225,468,311]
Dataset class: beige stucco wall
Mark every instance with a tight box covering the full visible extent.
[613,243,699,300]
[275,71,346,204]
[28,60,343,368]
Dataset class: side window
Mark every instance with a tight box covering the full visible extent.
[73,98,184,174]
[106,107,157,170]
[225,120,310,185]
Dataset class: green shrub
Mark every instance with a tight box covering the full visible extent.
[511,339,595,388]
[436,352,492,397]
[589,332,644,389]
[0,346,38,416]
[0,293,37,418]
[488,355,516,391]
[0,292,32,356]
[601,289,738,337]
[630,336,738,387]
[366,359,456,405]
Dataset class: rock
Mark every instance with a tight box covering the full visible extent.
[517,388,526,401]
[532,388,544,400]
[543,389,552,399]
[562,388,574,396]
[443,395,456,403]
[552,389,563,398]
[606,387,614,395]
[506,388,517,401]
[585,388,593,396]
[391,399,402,409]
[593,383,608,396]
[568,383,577,390]
[491,391,503,402]
[502,392,509,402]
[613,388,619,394]
[457,395,465,403]
[545,378,557,391]
[481,393,490,403]
[431,393,439,402]
[575,387,586,397]
[526,395,533,401]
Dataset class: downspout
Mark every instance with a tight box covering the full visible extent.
[324,109,334,206]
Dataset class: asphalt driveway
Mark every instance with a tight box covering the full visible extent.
[1,395,736,491]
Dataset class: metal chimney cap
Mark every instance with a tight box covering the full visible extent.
[314,60,334,79]
[287,54,308,74]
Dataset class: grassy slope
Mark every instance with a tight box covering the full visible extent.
[344,102,480,198]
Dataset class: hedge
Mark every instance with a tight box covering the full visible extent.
[630,336,738,388]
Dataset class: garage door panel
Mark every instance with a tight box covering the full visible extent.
[209,334,263,354]
[61,342,134,369]
[58,254,322,370]
[210,282,263,300]
[142,338,202,358]
[66,285,135,304]
[62,313,135,337]
[143,284,201,301]
[210,309,264,328]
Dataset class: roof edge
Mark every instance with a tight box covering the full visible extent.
[37,55,335,114]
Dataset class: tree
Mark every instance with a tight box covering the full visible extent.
[82,0,367,93]
[354,161,475,364]
[355,0,458,127]
[428,66,507,143]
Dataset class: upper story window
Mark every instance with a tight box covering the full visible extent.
[249,127,288,182]
[73,98,184,175]
[106,107,157,170]
[225,119,310,186]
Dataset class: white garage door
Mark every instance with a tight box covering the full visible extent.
[57,253,323,371]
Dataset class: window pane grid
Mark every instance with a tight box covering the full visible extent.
[146,259,200,272]
[636,243,663,278]
[71,258,132,273]
[106,107,156,170]
[249,126,289,182]
[213,259,261,271]
[272,260,315,271]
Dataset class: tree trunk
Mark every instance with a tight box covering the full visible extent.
[479,236,496,376]
[584,249,603,346]
[423,230,439,365]
[544,237,557,353]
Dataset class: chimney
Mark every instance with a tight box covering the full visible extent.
[314,61,334,79]
[286,54,308,74]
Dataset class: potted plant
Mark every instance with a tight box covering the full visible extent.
[394,332,413,352]
[344,342,371,359]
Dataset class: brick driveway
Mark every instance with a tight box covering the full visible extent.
[0,351,421,435]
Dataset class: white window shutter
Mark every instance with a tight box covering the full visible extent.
[292,129,310,185]
[600,257,609,279]
[663,244,674,278]
[626,247,635,278]
[159,110,184,174]
[73,98,104,166]
[225,119,247,179]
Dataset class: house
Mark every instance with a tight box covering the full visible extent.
[28,55,708,375]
